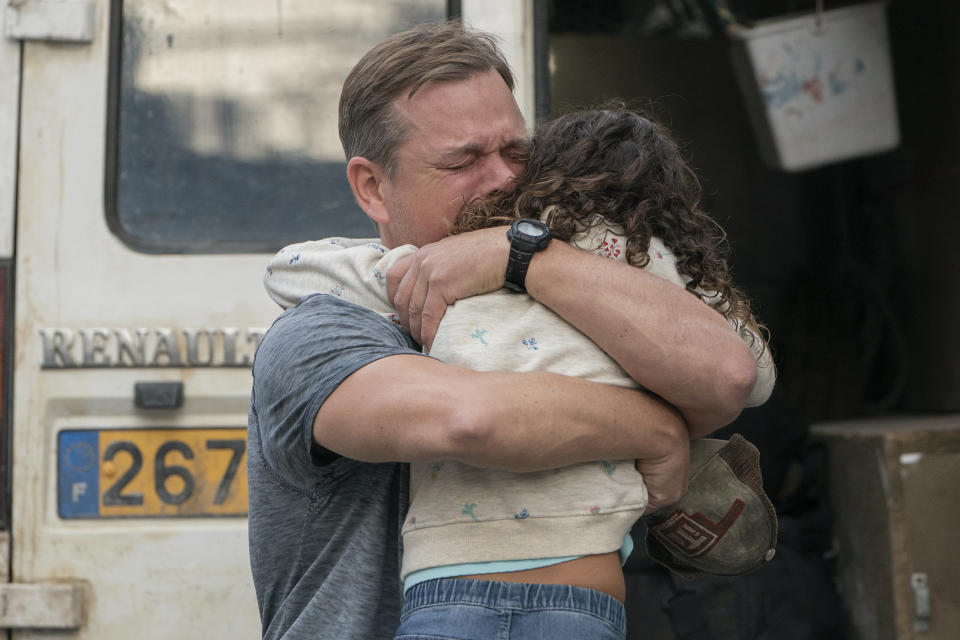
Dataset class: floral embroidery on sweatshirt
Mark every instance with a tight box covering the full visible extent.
[288,254,301,265]
[521,337,539,351]
[514,508,530,520]
[430,462,444,479]
[590,506,601,515]
[461,503,479,522]
[330,283,345,297]
[601,461,617,476]
[596,236,621,259]
[372,269,385,288]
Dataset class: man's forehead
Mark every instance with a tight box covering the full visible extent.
[392,71,526,151]
[433,134,528,158]
[398,108,527,159]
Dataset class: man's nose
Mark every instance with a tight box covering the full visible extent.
[482,153,521,195]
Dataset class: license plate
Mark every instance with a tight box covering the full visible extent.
[58,428,248,518]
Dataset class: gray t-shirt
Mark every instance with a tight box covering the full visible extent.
[248,293,422,639]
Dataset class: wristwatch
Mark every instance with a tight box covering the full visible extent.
[504,218,552,293]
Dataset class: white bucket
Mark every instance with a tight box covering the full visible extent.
[730,2,899,172]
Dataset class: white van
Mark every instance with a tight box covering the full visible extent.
[1,1,536,637]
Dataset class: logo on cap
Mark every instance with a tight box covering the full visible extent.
[651,498,745,557]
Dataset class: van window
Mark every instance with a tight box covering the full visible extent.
[107,0,448,253]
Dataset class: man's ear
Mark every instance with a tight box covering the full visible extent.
[347,156,390,225]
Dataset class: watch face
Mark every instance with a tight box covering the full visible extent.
[517,220,546,237]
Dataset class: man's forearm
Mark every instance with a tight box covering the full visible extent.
[315,354,685,472]
[457,372,686,474]
[462,367,691,510]
[525,240,757,437]
[315,353,691,508]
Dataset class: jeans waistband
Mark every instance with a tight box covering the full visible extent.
[402,578,626,633]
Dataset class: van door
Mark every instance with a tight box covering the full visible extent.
[9,1,450,637]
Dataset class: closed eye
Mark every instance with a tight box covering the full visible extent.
[441,160,474,172]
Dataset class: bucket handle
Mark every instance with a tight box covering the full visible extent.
[705,0,831,36]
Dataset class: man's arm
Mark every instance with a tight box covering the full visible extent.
[314,353,689,509]
[387,227,757,437]
[525,240,756,436]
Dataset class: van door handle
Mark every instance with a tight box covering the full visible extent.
[0,581,86,629]
[134,381,183,409]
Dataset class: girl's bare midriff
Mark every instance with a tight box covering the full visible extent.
[457,551,625,602]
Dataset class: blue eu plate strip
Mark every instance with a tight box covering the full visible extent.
[58,430,99,518]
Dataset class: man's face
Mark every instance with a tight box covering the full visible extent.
[378,68,527,248]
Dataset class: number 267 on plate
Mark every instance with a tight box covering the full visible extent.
[58,428,248,519]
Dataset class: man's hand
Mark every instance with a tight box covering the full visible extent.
[635,436,691,511]
[386,227,510,351]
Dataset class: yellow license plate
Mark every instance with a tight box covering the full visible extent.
[58,428,248,518]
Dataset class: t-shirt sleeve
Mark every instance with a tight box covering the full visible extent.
[251,293,424,490]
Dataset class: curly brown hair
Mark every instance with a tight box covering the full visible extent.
[452,106,764,341]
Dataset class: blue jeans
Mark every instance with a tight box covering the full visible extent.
[395,578,626,640]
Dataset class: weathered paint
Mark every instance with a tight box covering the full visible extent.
[11,2,276,638]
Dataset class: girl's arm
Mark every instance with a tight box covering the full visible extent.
[264,238,416,313]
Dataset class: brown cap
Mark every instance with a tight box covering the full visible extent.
[641,434,778,580]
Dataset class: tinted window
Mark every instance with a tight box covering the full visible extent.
[108,0,447,253]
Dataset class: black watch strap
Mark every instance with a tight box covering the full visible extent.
[504,245,535,293]
[504,219,552,293]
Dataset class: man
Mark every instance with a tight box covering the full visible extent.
[248,21,757,640]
